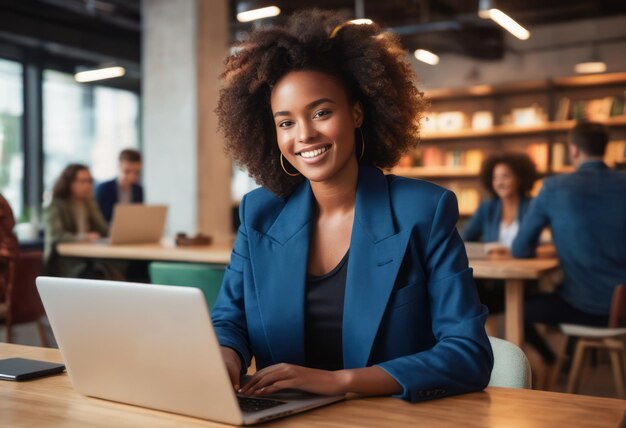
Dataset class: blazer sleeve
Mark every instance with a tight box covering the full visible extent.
[377,191,494,402]
[211,195,253,373]
[45,201,79,244]
[460,201,486,242]
[512,185,550,258]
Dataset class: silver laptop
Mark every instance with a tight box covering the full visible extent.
[36,277,344,425]
[108,204,167,245]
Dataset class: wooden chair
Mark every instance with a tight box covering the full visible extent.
[559,284,626,397]
[0,251,48,346]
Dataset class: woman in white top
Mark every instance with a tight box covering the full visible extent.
[461,152,538,313]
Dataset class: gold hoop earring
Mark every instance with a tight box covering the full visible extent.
[357,127,366,161]
[280,153,300,177]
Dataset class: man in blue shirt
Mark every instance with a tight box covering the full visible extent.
[512,121,626,364]
[96,149,144,223]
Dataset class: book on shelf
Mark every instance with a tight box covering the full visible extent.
[419,147,483,171]
[465,150,483,170]
[555,97,571,121]
[605,141,626,166]
[551,142,567,169]
[454,188,479,215]
[571,96,626,121]
[526,143,548,172]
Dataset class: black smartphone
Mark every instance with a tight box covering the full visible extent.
[0,358,65,381]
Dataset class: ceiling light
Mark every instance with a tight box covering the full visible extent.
[74,66,125,83]
[478,0,530,40]
[575,45,607,74]
[349,19,373,25]
[414,49,440,66]
[236,6,280,23]
[481,9,530,40]
[574,61,607,74]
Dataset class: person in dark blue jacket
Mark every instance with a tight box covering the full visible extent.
[95,149,144,223]
[512,121,626,365]
[462,152,538,248]
[212,10,493,403]
[462,152,538,313]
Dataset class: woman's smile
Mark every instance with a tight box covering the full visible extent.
[296,144,332,163]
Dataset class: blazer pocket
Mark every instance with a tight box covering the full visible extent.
[387,283,420,310]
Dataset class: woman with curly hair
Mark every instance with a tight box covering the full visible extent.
[462,152,538,249]
[212,9,493,402]
[44,164,112,278]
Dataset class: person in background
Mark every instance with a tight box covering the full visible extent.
[0,194,18,311]
[462,152,538,250]
[512,121,626,366]
[44,164,109,277]
[461,152,538,315]
[212,9,492,402]
[96,148,144,223]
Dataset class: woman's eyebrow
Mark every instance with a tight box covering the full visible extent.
[273,98,337,118]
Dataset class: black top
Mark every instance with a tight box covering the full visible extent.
[304,251,349,371]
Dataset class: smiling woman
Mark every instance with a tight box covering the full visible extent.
[212,9,493,403]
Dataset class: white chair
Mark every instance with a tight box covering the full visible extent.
[488,336,532,389]
[559,283,626,397]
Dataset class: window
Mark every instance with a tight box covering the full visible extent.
[0,58,24,219]
[43,70,140,197]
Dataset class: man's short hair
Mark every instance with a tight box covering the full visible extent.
[119,148,142,163]
[569,121,608,157]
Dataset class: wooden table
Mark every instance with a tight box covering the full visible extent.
[58,242,554,348]
[1,343,624,428]
[57,241,231,264]
[470,258,560,347]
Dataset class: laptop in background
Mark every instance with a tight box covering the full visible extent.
[36,277,344,425]
[108,204,167,245]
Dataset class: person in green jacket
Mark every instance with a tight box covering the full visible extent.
[44,164,109,277]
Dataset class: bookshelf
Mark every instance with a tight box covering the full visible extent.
[392,72,626,217]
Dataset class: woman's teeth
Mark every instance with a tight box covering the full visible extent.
[299,146,329,158]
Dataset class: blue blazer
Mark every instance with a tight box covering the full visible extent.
[513,161,626,315]
[95,179,144,223]
[211,165,493,402]
[461,197,533,243]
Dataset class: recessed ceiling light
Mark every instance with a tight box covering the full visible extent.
[236,6,280,23]
[414,49,440,65]
[74,66,125,83]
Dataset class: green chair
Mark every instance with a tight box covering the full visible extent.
[149,262,225,310]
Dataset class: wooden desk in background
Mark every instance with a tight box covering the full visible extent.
[57,241,231,264]
[1,343,624,428]
[471,258,560,347]
[57,242,555,348]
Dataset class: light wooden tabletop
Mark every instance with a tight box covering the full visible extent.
[1,343,624,427]
[56,241,559,278]
[471,257,560,280]
[56,241,232,264]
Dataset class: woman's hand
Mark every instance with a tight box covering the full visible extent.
[221,347,242,390]
[84,232,101,241]
[239,363,349,396]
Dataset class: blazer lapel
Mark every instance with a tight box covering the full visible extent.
[343,166,412,369]
[248,166,411,369]
[247,183,314,366]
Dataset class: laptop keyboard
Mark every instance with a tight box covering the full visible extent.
[237,396,287,412]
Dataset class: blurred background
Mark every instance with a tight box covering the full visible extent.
[1,0,626,239]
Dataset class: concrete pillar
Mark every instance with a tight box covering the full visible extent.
[142,0,231,243]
